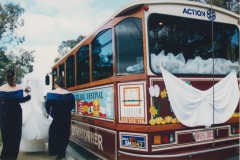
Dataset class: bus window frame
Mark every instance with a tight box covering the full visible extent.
[76,44,90,85]
[66,54,75,88]
[64,12,147,91]
[51,7,148,91]
[146,13,240,76]
[114,17,145,76]
[91,28,113,82]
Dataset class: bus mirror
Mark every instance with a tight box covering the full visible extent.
[45,74,50,85]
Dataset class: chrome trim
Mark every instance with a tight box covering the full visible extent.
[71,120,116,133]
[73,114,114,122]
[176,125,230,135]
[118,144,239,158]
[152,136,239,151]
[149,77,240,82]
[152,125,239,151]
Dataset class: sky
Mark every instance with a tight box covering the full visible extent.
[3,0,136,79]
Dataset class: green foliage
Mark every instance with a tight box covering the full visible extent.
[0,50,10,85]
[0,3,25,51]
[58,35,85,57]
[193,0,240,14]
[219,0,239,14]
[2,49,35,84]
[0,2,34,85]
[54,56,61,63]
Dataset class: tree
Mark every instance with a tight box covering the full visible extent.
[192,0,240,14]
[214,0,240,14]
[0,50,10,85]
[54,57,61,63]
[0,3,25,51]
[0,2,35,85]
[58,35,85,57]
[4,49,34,84]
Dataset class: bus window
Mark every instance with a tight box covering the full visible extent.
[76,45,90,85]
[58,63,65,88]
[148,14,239,75]
[59,63,65,77]
[66,55,75,87]
[115,17,144,75]
[92,29,113,81]
[52,68,57,79]
[52,68,57,87]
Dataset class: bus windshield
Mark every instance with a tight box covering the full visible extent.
[148,13,239,75]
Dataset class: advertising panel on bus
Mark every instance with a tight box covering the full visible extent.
[72,85,114,121]
[118,81,147,124]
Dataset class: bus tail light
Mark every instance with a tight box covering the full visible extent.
[169,133,175,143]
[162,134,169,143]
[231,125,240,135]
[154,133,175,145]
[154,135,161,144]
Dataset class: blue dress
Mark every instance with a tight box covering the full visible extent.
[0,89,31,160]
[45,92,75,157]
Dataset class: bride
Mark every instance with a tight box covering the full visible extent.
[20,72,52,152]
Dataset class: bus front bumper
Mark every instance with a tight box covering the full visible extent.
[118,143,239,160]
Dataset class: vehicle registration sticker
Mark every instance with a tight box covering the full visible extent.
[195,130,214,142]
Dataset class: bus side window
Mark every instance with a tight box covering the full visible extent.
[148,14,239,75]
[115,17,144,75]
[59,63,65,87]
[92,29,113,81]
[66,55,75,88]
[59,63,65,77]
[51,68,57,89]
[76,45,90,85]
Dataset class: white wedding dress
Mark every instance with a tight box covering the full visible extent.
[20,73,52,152]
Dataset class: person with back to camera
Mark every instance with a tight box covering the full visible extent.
[0,69,31,160]
[45,76,75,160]
[20,72,53,152]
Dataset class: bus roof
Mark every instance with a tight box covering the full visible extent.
[114,0,239,18]
[53,0,239,68]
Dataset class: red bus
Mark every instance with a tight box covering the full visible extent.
[49,0,240,159]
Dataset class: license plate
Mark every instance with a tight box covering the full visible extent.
[195,130,214,142]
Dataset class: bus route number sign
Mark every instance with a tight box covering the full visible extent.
[195,130,214,142]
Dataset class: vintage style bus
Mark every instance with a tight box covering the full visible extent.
[49,0,240,159]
